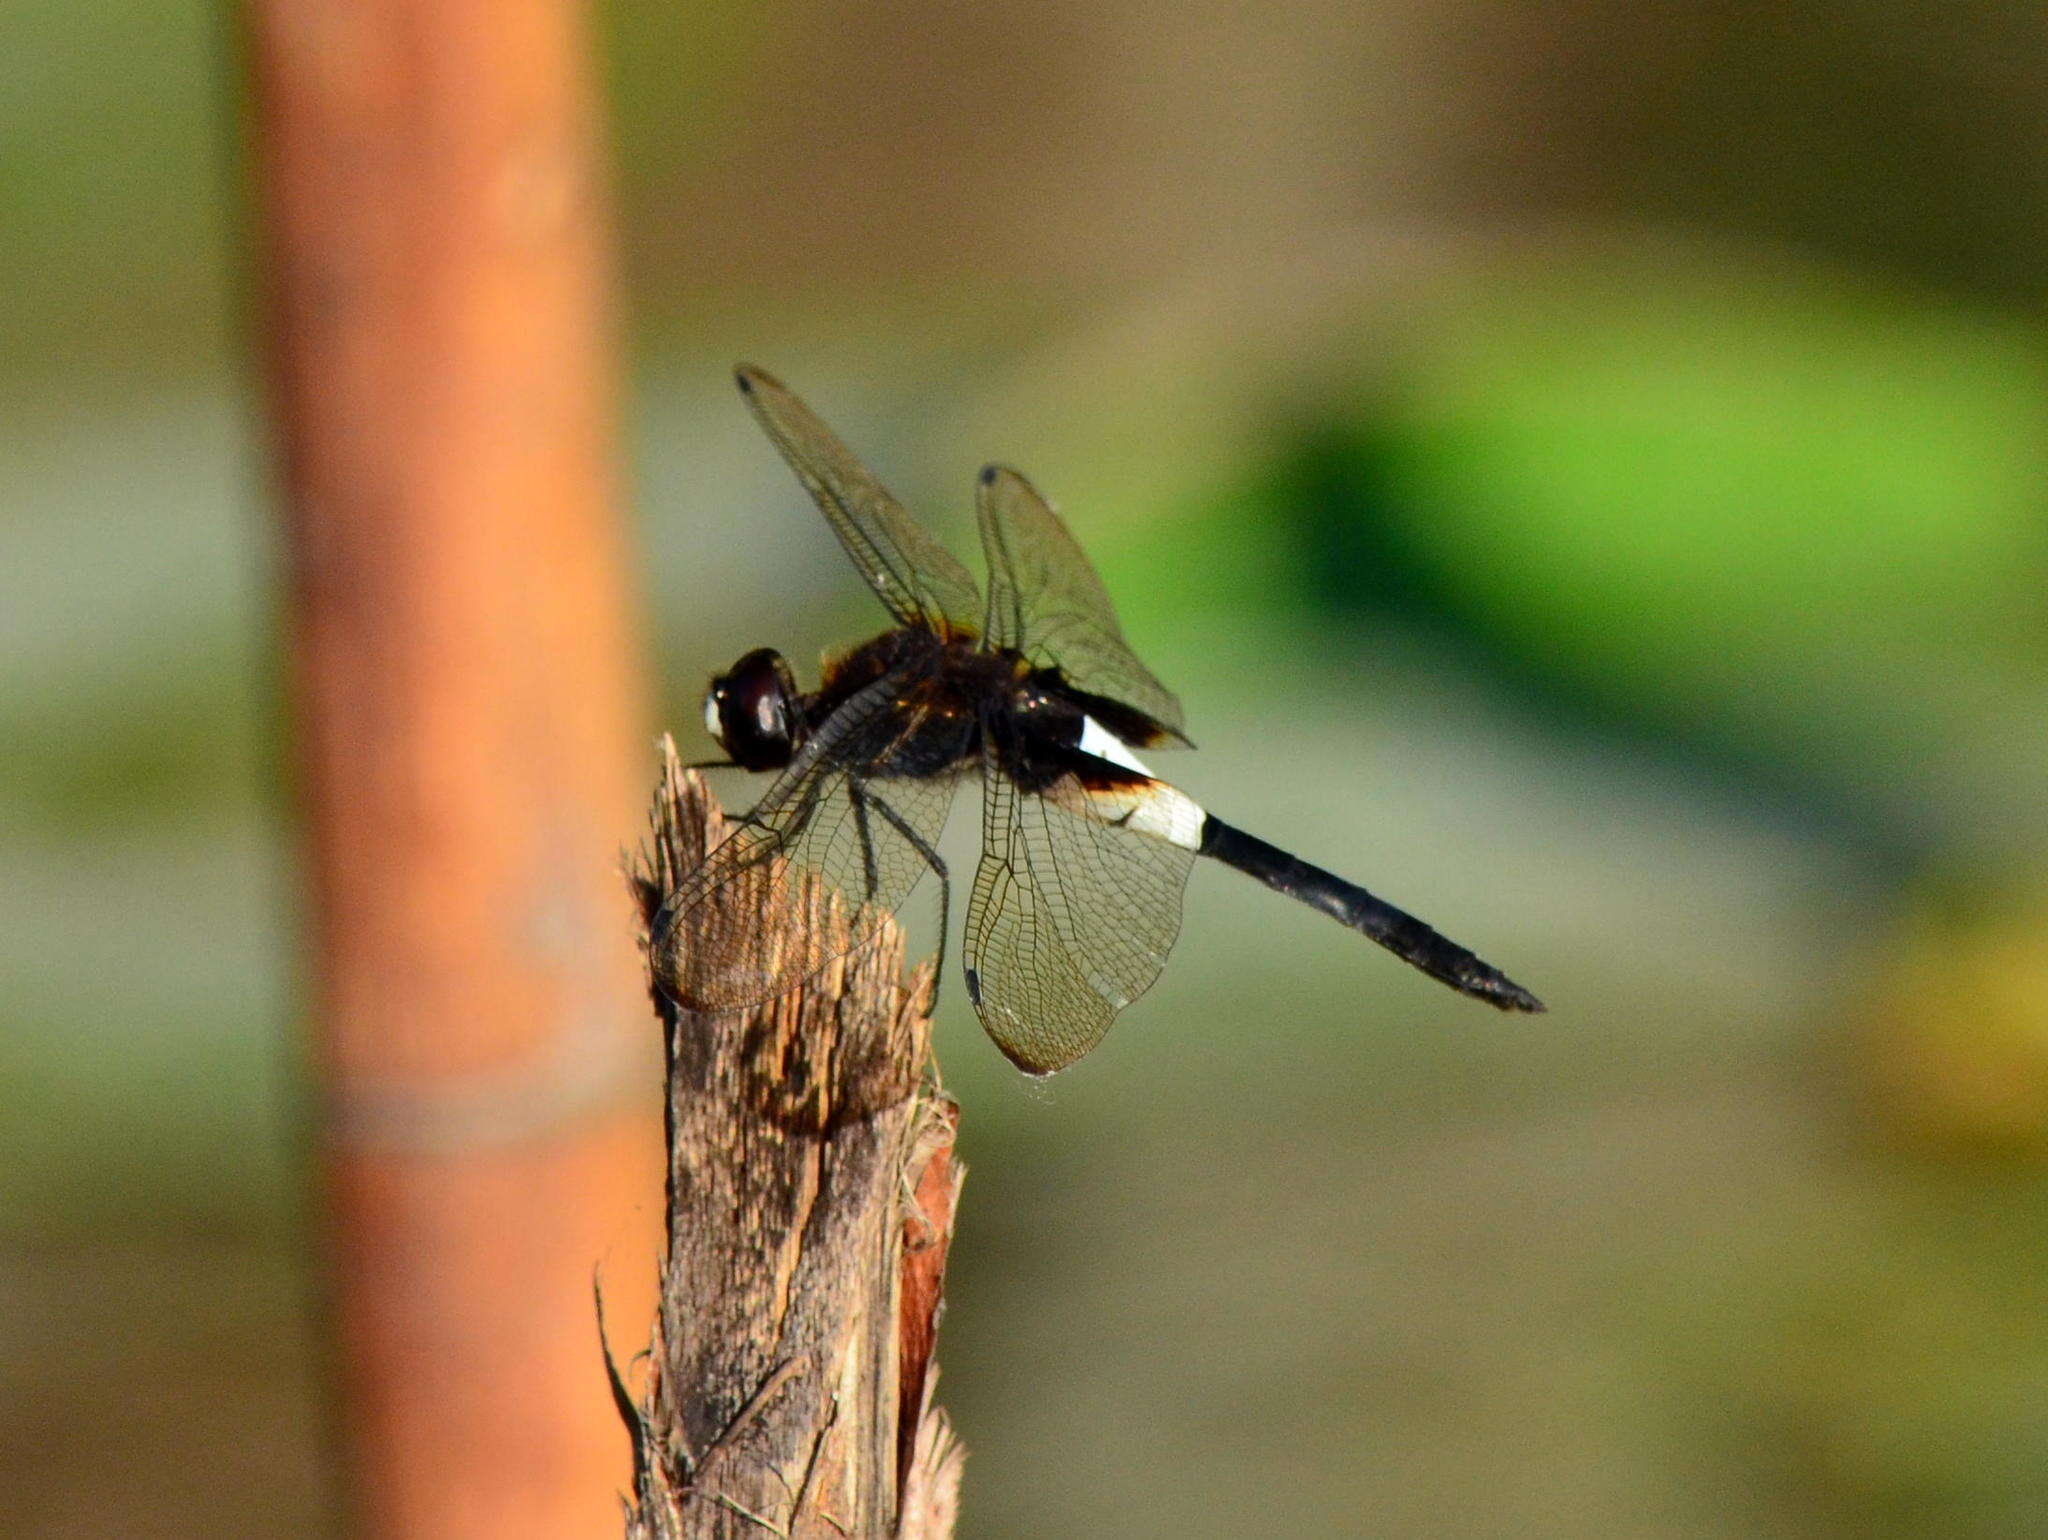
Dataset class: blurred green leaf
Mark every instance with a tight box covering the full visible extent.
[1381,273,2048,718]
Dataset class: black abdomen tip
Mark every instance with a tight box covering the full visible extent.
[1470,969,1545,1013]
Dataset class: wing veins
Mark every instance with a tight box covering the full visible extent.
[656,669,960,1011]
[975,464,1186,738]
[737,365,981,633]
[963,722,1195,1073]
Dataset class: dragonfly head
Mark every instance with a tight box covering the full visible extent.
[705,647,804,771]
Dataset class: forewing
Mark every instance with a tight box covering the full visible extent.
[976,465,1186,740]
[654,677,961,1010]
[737,365,982,634]
[963,743,1197,1073]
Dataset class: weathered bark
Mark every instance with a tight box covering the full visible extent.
[619,743,965,1539]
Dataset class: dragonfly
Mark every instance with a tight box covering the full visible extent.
[653,366,1543,1074]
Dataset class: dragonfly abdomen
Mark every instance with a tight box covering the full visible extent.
[1196,817,1545,1013]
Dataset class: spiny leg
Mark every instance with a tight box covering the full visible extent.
[867,785,952,1007]
[847,776,883,906]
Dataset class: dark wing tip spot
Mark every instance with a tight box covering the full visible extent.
[735,363,773,395]
[963,966,982,1005]
[978,464,1000,487]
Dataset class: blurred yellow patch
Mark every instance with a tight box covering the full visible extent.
[1863,892,2048,1155]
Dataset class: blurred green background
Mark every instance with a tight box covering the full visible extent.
[8,1,2048,1535]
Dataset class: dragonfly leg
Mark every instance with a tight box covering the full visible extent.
[729,789,803,838]
[866,785,951,1007]
[847,777,884,905]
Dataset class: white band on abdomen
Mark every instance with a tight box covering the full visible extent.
[1117,780,1205,850]
[1079,714,1152,776]
[1067,716,1204,850]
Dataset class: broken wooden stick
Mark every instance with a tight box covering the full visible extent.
[617,739,965,1539]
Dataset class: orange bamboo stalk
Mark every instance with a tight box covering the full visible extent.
[245,2,662,1534]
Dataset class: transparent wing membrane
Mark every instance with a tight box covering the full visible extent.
[655,676,961,1010]
[964,739,1196,1074]
[736,365,982,635]
[976,464,1186,740]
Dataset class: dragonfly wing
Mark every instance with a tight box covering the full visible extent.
[655,673,962,1010]
[962,731,1197,1073]
[975,464,1186,741]
[737,365,983,636]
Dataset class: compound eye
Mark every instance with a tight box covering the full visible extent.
[710,648,799,770]
[744,680,782,740]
